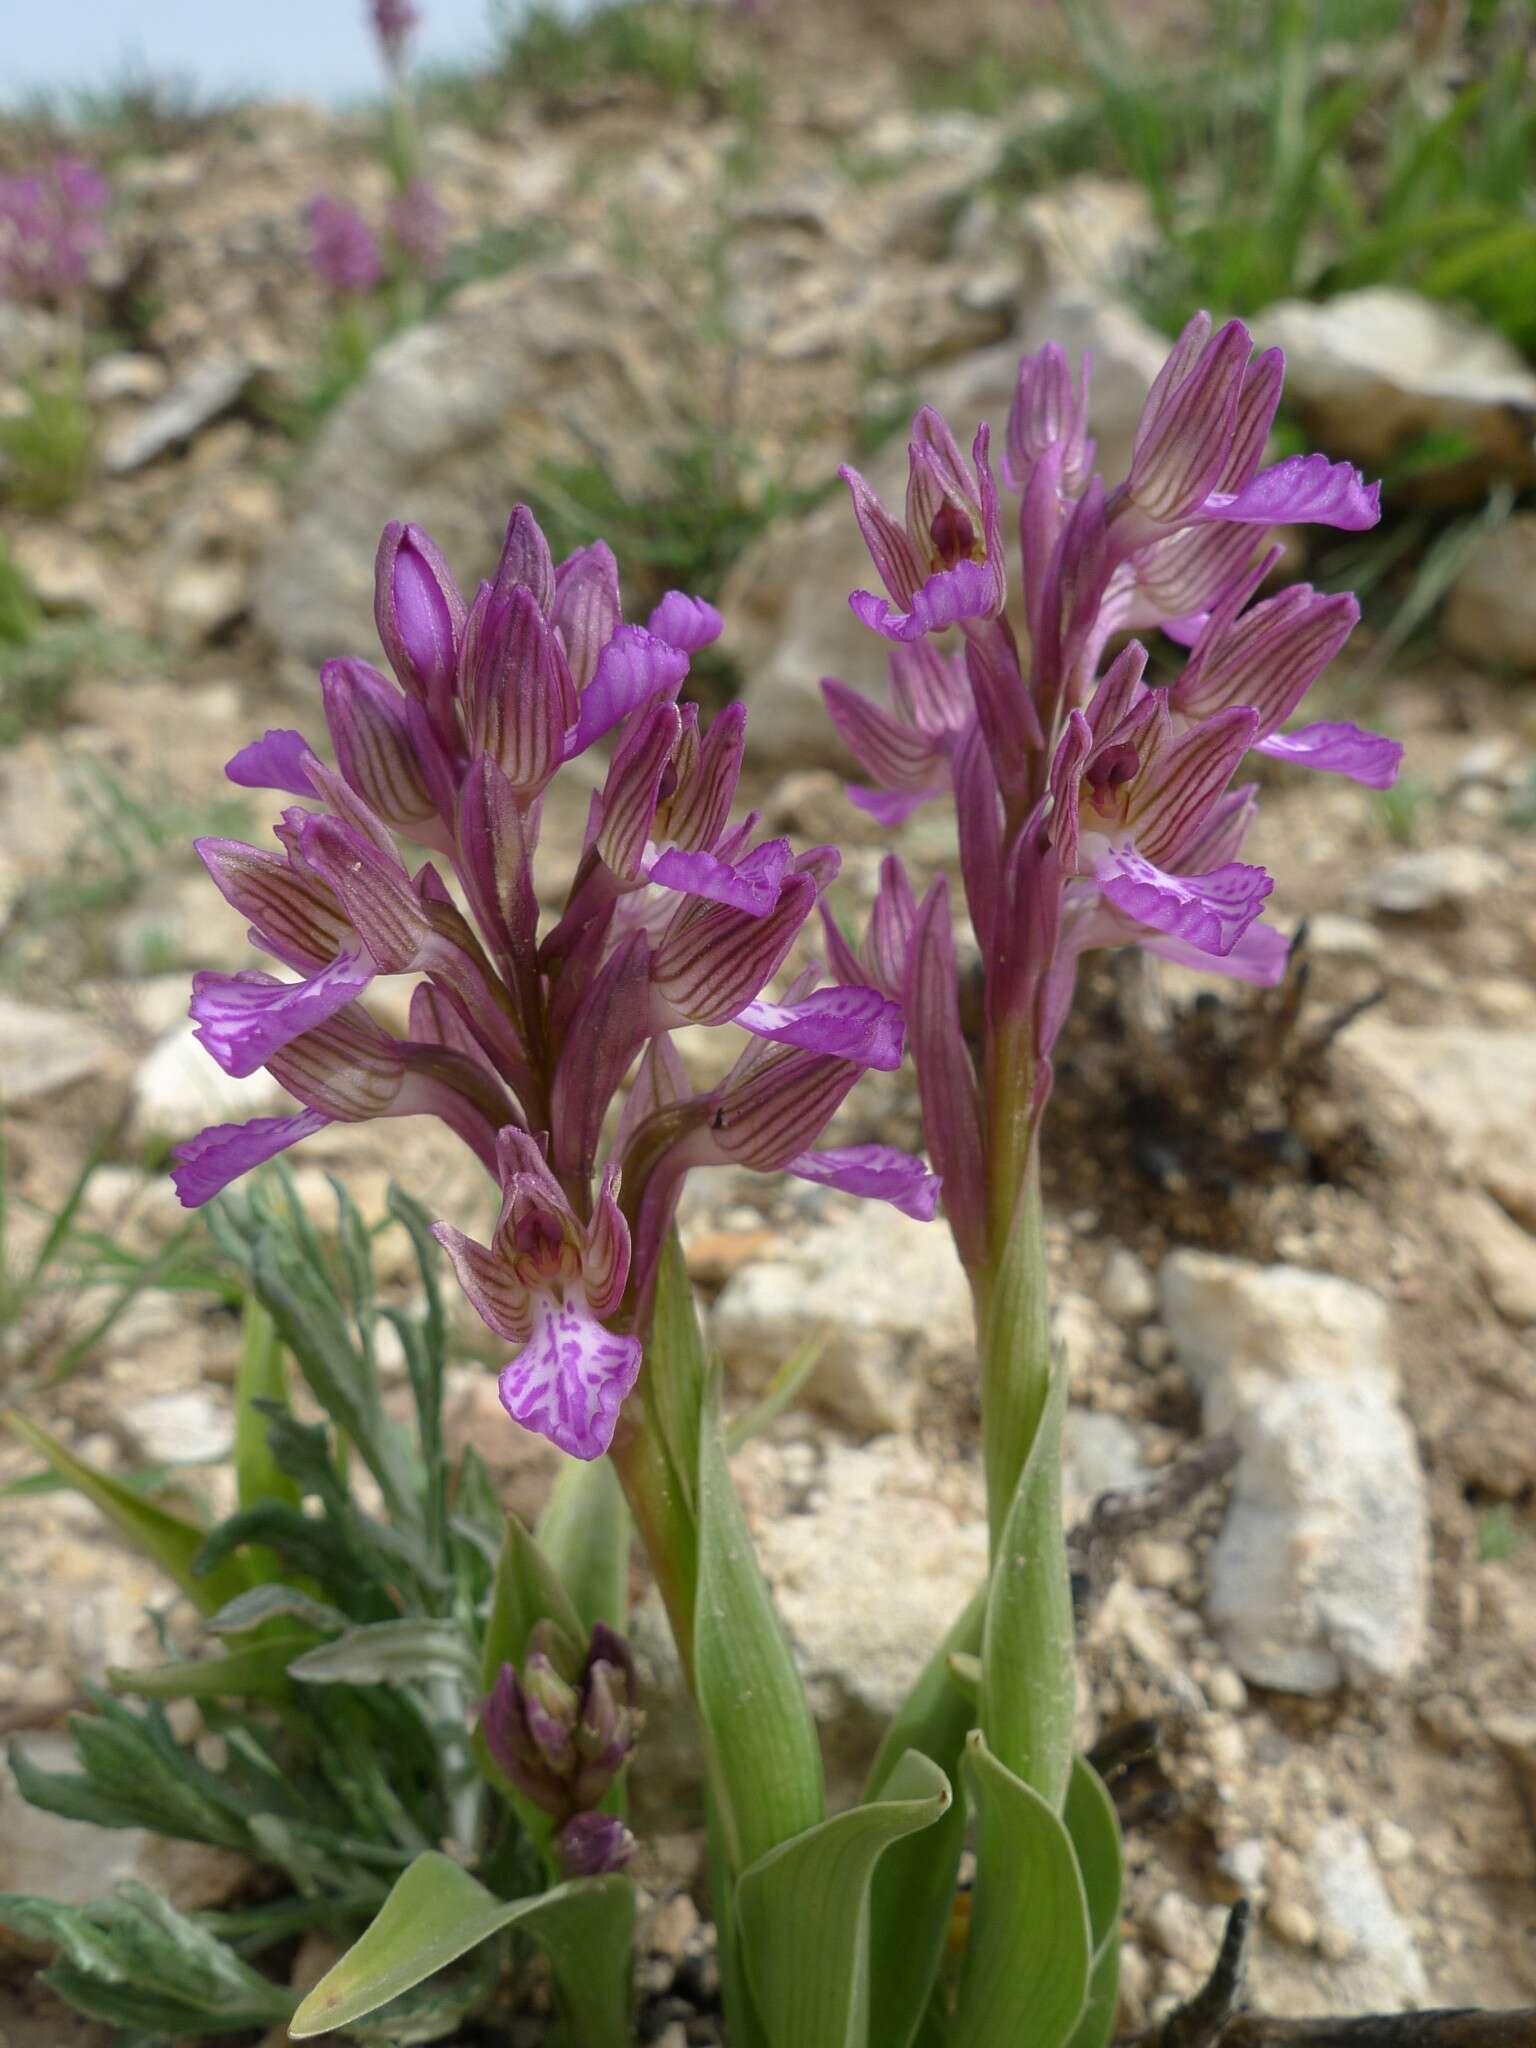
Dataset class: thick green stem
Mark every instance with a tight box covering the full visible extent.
[972,1026,1075,1807]
[975,1016,1053,1557]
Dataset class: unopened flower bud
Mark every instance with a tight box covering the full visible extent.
[556,1811,635,1879]
[374,521,465,715]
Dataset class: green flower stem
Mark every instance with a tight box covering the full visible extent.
[609,1374,699,1692]
[971,1018,1075,1807]
[975,1018,1053,1557]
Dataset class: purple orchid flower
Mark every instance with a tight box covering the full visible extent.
[307,195,385,297]
[386,179,448,279]
[825,312,1399,1268]
[843,412,1008,642]
[0,156,109,306]
[369,0,420,72]
[173,504,937,1459]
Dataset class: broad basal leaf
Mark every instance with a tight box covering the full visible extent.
[693,1370,823,1875]
[1064,1756,1124,2048]
[289,1851,632,2041]
[980,1354,1075,1809]
[864,1586,984,2048]
[736,1749,951,2048]
[950,1732,1092,2048]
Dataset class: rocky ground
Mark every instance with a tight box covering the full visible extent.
[2,10,1535,2042]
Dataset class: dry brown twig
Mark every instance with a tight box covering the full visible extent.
[1122,1902,1536,2048]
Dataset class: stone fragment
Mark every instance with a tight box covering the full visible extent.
[1302,1820,1429,2012]
[1439,1187,1536,1325]
[1061,1409,1149,1525]
[1204,1381,1427,1693]
[0,1737,248,1916]
[1446,511,1536,670]
[1358,844,1486,916]
[7,527,111,614]
[710,1200,972,1435]
[130,1016,286,1139]
[1159,1252,1394,1425]
[86,352,169,405]
[255,265,678,669]
[1250,288,1536,500]
[0,997,114,1104]
[1346,1018,1536,1181]
[1099,1245,1156,1322]
[156,558,251,647]
[750,1435,987,1784]
[101,354,251,474]
[120,1389,231,1464]
[1160,1252,1425,1693]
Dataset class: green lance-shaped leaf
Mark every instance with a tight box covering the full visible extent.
[233,1298,299,1520]
[1063,1757,1124,2048]
[479,1512,587,1695]
[288,1850,633,2041]
[288,1618,479,1688]
[204,1584,349,1636]
[951,1731,1093,2048]
[864,1584,984,2048]
[693,1368,824,1876]
[2,1412,251,1615]
[250,1209,420,1531]
[536,1453,630,1636]
[0,1883,296,2038]
[735,1748,952,2048]
[109,1635,323,1701]
[8,1692,256,1853]
[979,1350,1075,1809]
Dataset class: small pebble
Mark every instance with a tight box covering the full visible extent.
[1267,1898,1318,1949]
[1206,1666,1248,1712]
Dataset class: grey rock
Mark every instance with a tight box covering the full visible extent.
[1160,1251,1425,1693]
[1099,1246,1156,1323]
[101,354,251,474]
[752,1436,987,1786]
[710,1200,973,1435]
[1346,1018,1536,1181]
[1159,1251,1395,1427]
[1062,1409,1150,1525]
[120,1389,231,1464]
[1437,1188,1536,1326]
[7,528,111,615]
[86,351,170,405]
[0,997,114,1105]
[255,265,677,670]
[1445,512,1536,670]
[131,1016,286,1140]
[0,1736,249,1911]
[1358,844,1486,915]
[1207,1379,1427,1693]
[1251,288,1536,499]
[1303,1820,1429,2011]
